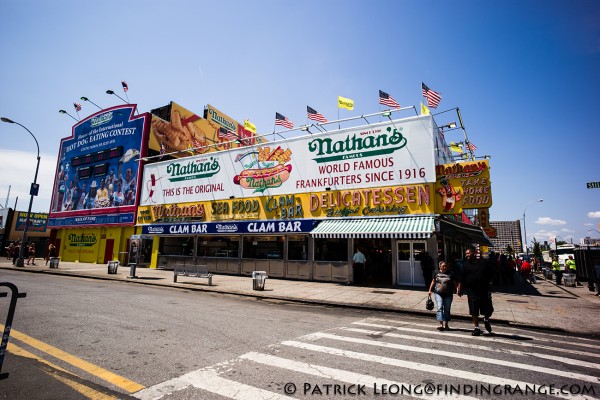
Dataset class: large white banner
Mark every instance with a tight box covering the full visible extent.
[140,116,435,206]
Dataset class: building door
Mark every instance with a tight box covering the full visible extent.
[103,239,114,263]
[397,241,427,286]
[354,238,393,286]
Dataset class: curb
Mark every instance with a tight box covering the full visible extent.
[2,265,579,336]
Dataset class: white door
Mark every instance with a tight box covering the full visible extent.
[397,241,427,286]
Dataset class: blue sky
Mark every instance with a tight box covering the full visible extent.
[1,0,599,245]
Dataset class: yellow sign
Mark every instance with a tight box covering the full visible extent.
[435,160,492,214]
[137,183,435,224]
[148,102,228,158]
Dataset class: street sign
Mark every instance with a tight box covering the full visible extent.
[587,181,600,189]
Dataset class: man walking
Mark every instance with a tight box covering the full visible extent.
[552,257,562,285]
[352,248,366,285]
[565,255,581,285]
[457,246,494,336]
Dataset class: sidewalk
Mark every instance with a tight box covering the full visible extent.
[2,259,599,336]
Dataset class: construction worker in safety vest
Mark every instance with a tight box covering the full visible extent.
[565,255,581,285]
[552,257,562,285]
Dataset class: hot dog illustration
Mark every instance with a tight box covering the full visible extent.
[234,164,292,189]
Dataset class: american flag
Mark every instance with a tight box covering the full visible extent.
[378,90,400,109]
[218,127,237,142]
[73,102,82,112]
[307,106,327,123]
[275,112,294,129]
[421,82,442,108]
[121,81,128,92]
[466,142,477,151]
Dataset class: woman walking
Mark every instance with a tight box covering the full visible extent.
[428,261,457,331]
[27,242,36,265]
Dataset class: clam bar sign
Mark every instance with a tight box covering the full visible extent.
[142,219,318,235]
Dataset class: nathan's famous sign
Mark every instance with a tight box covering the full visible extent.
[434,159,492,214]
[140,116,436,206]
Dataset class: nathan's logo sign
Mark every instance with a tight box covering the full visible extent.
[207,108,237,132]
[167,157,220,182]
[90,111,113,127]
[435,161,487,179]
[234,146,292,194]
[152,203,206,221]
[308,127,407,163]
[68,233,97,247]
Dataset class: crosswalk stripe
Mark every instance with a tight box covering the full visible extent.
[305,332,599,384]
[281,341,597,400]
[352,321,599,359]
[240,352,479,400]
[134,367,295,400]
[341,327,600,371]
[367,318,600,350]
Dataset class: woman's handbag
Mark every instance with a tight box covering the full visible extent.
[426,294,434,311]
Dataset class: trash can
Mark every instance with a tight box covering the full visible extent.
[252,271,268,291]
[108,260,119,274]
[563,273,576,287]
[49,257,60,269]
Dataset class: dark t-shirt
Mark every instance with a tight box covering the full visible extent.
[461,258,491,297]
[434,271,454,296]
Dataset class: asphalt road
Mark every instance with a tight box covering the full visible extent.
[1,270,599,399]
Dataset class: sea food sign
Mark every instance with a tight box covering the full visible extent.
[434,159,493,214]
[140,116,436,206]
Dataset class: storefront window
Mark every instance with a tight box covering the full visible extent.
[314,238,347,262]
[398,242,411,261]
[288,235,308,261]
[242,235,283,259]
[196,236,239,258]
[159,236,194,256]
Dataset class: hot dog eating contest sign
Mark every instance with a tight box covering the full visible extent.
[140,116,436,206]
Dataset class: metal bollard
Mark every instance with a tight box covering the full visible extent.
[128,263,138,279]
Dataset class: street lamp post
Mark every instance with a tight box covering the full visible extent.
[523,199,543,256]
[1,117,40,267]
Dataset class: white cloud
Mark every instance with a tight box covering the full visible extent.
[588,211,600,218]
[536,217,566,225]
[0,149,56,213]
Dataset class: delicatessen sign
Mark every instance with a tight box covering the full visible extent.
[137,183,433,224]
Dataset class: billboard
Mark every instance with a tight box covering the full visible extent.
[434,159,492,214]
[140,116,436,206]
[15,211,48,232]
[48,105,150,228]
[147,102,256,159]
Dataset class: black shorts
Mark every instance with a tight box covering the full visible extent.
[467,294,494,317]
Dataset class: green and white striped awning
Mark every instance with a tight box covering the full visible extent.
[311,216,435,239]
